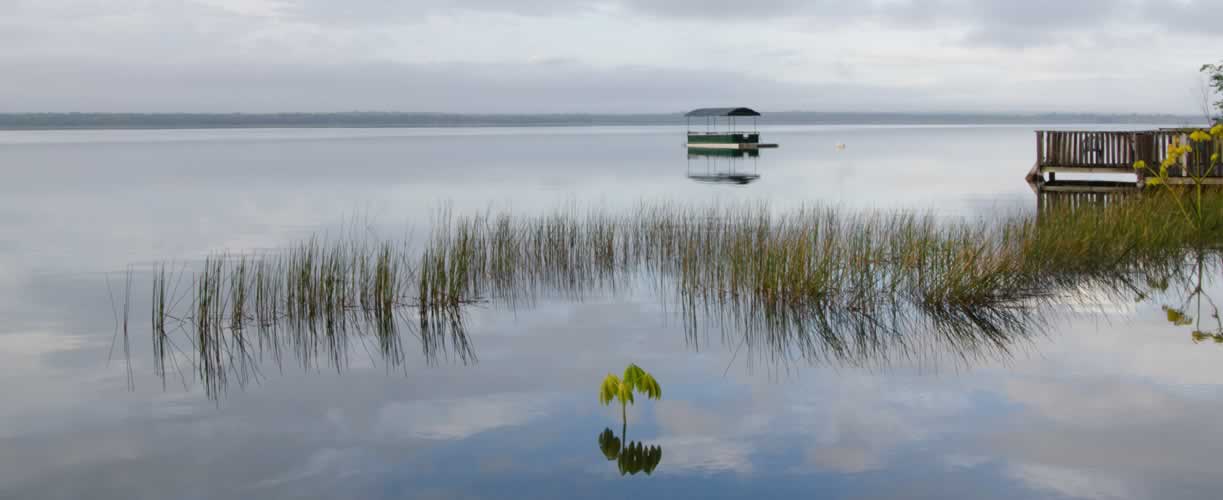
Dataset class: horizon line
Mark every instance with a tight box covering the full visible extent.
[0,110,1206,117]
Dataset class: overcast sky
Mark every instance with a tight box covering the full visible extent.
[1,0,1220,113]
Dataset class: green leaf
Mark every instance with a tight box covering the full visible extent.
[598,428,621,460]
[599,374,621,406]
[622,363,645,387]
[620,363,662,400]
[1164,306,1193,326]
[640,373,662,400]
[615,441,664,475]
[619,382,634,405]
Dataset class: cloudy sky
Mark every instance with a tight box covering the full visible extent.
[1,0,1220,113]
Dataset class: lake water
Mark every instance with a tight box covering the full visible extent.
[2,124,1220,499]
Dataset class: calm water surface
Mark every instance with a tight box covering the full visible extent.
[2,124,1220,499]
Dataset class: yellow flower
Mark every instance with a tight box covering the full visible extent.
[1212,124,1223,136]
[1190,130,1211,142]
[1133,160,1147,170]
[1161,154,1178,169]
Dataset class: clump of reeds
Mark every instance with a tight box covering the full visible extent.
[150,234,476,398]
[143,192,1223,398]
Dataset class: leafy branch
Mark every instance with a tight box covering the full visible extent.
[1203,61,1223,119]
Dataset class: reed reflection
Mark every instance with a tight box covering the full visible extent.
[677,290,1049,371]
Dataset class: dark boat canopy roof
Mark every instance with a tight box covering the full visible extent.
[685,107,761,117]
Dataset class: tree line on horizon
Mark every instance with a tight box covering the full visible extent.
[0,110,1206,130]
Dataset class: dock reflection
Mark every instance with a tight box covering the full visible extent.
[686,149,760,185]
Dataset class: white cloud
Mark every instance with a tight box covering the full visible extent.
[1007,463,1129,500]
[252,447,366,488]
[0,331,92,372]
[651,436,755,474]
[649,373,976,476]
[374,392,559,440]
[1003,377,1183,425]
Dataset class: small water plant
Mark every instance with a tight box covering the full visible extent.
[599,364,662,429]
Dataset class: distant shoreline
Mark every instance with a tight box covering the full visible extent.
[0,111,1206,131]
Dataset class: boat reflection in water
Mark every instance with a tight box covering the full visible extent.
[686,149,761,185]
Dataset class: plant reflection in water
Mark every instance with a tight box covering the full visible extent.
[599,428,663,476]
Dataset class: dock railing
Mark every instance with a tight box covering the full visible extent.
[1036,130,1222,177]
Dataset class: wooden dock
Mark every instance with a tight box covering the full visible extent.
[1026,129,1223,192]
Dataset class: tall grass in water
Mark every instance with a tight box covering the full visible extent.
[150,235,478,399]
[144,193,1223,398]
